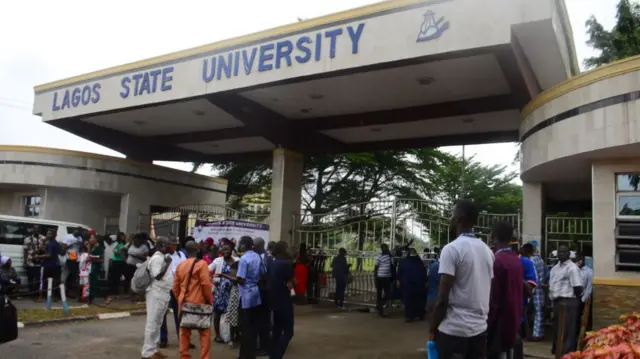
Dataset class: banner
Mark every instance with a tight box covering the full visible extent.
[191,220,269,245]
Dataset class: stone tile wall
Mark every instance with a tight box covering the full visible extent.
[593,284,640,329]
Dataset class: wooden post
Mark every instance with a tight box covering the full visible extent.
[577,297,592,351]
[555,302,567,359]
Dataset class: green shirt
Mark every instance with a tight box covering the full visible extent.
[112,242,127,262]
[91,245,104,274]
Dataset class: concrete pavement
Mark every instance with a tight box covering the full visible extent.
[4,306,551,358]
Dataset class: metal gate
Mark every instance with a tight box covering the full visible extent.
[544,216,593,261]
[297,198,520,307]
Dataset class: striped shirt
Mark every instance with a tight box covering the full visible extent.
[375,254,393,278]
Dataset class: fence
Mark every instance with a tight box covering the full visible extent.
[544,216,593,260]
[296,198,520,307]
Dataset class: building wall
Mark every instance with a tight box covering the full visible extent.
[0,146,228,233]
[42,187,121,231]
[592,160,640,280]
[593,282,640,329]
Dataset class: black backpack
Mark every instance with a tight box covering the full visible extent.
[0,293,18,344]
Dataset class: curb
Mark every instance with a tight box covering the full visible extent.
[19,310,146,328]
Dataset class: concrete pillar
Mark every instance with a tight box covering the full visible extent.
[269,149,303,244]
[119,194,148,234]
[522,182,544,254]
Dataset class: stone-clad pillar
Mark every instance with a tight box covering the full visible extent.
[269,149,303,244]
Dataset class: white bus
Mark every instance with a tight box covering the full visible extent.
[0,215,91,280]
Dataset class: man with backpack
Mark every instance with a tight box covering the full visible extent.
[141,236,173,359]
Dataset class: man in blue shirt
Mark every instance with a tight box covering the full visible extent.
[37,229,62,301]
[426,246,440,317]
[237,236,265,359]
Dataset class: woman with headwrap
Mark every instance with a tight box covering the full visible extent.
[202,238,216,265]
[396,248,427,322]
[0,257,21,295]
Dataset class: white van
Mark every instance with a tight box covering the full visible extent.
[0,215,91,280]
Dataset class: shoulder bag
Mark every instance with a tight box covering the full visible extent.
[179,259,213,329]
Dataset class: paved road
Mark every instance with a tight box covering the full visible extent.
[4,307,547,358]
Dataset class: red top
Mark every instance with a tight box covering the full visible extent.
[488,250,524,347]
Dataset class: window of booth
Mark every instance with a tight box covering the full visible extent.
[615,173,640,272]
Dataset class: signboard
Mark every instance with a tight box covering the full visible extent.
[191,219,269,245]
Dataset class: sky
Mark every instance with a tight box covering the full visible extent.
[0,0,619,177]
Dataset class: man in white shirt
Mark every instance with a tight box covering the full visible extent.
[575,252,593,332]
[430,199,494,359]
[548,245,583,356]
[159,236,188,348]
[141,236,173,359]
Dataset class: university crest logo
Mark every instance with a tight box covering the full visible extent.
[417,10,450,42]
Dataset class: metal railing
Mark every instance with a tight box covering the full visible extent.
[544,216,593,260]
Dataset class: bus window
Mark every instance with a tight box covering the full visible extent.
[0,221,35,245]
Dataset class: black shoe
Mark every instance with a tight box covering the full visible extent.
[256,349,269,356]
[189,343,196,349]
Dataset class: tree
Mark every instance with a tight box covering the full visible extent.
[584,0,640,68]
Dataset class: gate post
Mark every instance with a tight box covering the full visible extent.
[390,199,397,248]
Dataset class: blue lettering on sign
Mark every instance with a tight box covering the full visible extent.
[52,83,101,111]
[120,66,173,99]
[201,22,366,83]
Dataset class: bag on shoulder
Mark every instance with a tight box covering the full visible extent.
[131,255,171,294]
[179,259,213,330]
[0,294,18,344]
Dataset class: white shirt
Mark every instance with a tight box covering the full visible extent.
[549,260,582,300]
[63,234,82,260]
[147,252,174,297]
[438,235,495,337]
[580,266,593,303]
[169,250,186,276]
[209,256,239,283]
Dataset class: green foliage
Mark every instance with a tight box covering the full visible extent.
[584,0,640,68]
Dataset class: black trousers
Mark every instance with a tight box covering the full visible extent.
[436,330,487,359]
[160,291,179,344]
[551,298,579,356]
[65,261,80,297]
[26,266,42,295]
[257,291,271,351]
[42,266,61,299]
[240,306,261,359]
[108,260,126,296]
[270,306,294,359]
[375,277,391,313]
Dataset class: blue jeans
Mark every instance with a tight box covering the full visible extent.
[160,291,179,344]
[270,306,294,359]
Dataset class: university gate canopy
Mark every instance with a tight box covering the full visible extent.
[32,0,578,162]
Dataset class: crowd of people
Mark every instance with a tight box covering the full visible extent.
[426,199,593,359]
[0,202,597,359]
[0,225,298,359]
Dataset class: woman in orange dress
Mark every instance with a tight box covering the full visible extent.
[294,243,310,296]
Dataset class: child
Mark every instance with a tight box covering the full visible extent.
[224,261,240,348]
[78,240,92,302]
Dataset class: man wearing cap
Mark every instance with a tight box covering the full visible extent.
[141,236,174,359]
